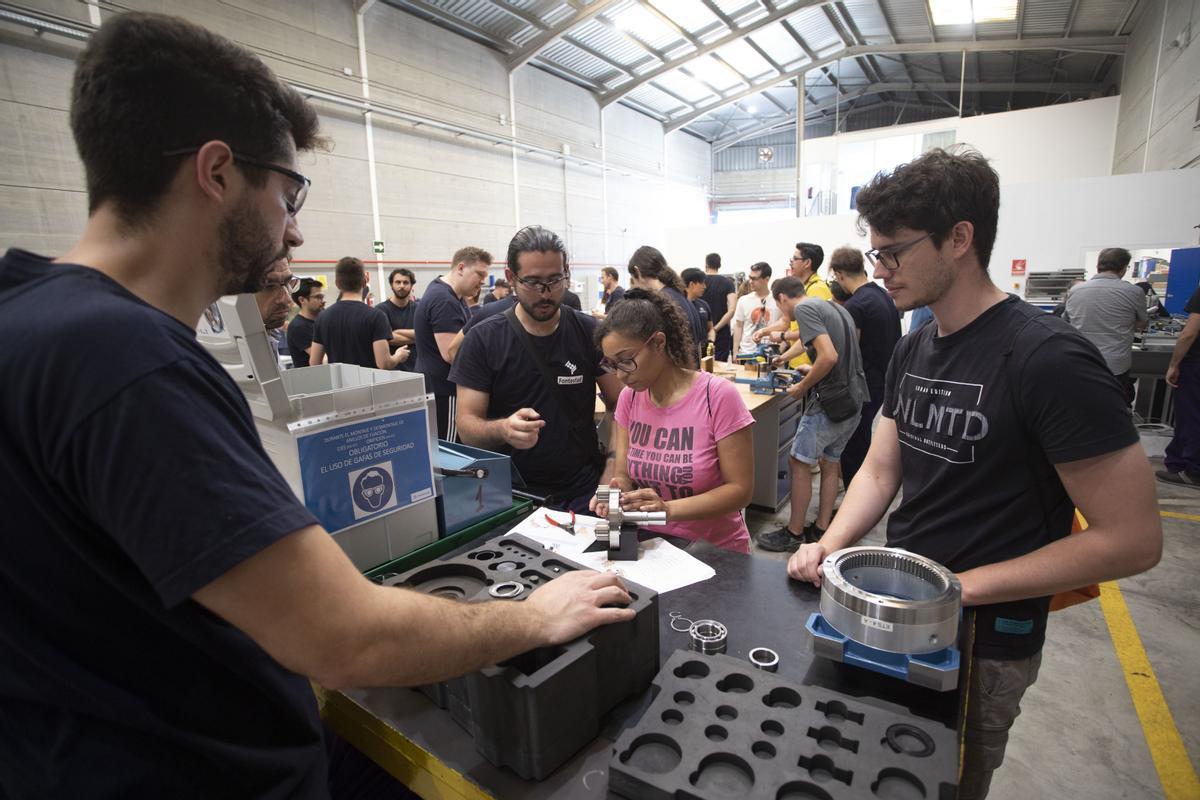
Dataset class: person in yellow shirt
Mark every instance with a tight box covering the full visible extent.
[753,243,829,369]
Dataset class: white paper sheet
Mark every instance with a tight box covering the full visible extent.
[503,507,715,595]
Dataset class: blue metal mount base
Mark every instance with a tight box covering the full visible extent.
[806,612,961,692]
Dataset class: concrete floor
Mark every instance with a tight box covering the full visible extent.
[744,445,1200,799]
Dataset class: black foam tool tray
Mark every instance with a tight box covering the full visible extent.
[379,533,660,781]
[610,649,958,800]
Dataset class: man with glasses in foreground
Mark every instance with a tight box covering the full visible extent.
[786,148,1161,799]
[452,226,623,512]
[0,15,635,797]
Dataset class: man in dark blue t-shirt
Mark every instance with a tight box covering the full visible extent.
[788,148,1161,799]
[598,266,625,315]
[451,226,622,512]
[682,267,714,362]
[379,267,419,372]
[829,246,902,488]
[1159,286,1200,485]
[0,16,634,799]
[311,256,407,371]
[286,277,325,368]
[414,246,492,439]
[702,253,736,361]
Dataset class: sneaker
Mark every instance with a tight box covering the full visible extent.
[803,522,827,543]
[1155,469,1200,487]
[755,526,804,552]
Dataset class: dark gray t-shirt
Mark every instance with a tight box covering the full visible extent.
[793,298,867,417]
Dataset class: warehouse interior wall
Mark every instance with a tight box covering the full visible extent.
[714,96,1122,211]
[1113,0,1200,172]
[0,0,713,308]
[665,168,1200,287]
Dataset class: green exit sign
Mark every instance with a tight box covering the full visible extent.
[372,240,385,254]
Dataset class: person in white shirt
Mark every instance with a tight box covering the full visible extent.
[731,261,778,355]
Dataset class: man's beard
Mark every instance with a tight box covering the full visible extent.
[518,293,560,322]
[217,198,284,296]
[393,287,411,301]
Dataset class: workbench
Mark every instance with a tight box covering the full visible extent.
[317,517,963,799]
[594,365,799,514]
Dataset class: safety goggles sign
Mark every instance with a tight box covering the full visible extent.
[296,408,434,533]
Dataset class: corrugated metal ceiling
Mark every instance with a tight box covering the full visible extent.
[383,0,1134,142]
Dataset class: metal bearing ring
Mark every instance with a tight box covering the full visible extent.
[820,546,961,654]
[488,581,525,599]
[748,647,779,672]
[688,619,728,654]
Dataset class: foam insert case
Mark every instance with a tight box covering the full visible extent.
[378,533,659,780]
[610,649,958,800]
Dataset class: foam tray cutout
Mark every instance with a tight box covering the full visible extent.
[610,650,958,800]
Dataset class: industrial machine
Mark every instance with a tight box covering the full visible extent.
[733,341,799,395]
[196,294,439,571]
[805,546,962,692]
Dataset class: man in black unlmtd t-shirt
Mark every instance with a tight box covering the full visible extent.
[451,226,622,512]
[379,267,419,372]
[286,277,325,368]
[702,253,736,361]
[0,16,635,799]
[830,246,901,487]
[311,257,407,371]
[787,149,1161,800]
[415,246,492,439]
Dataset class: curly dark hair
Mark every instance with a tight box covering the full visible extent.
[627,246,685,293]
[854,146,1000,269]
[72,12,322,225]
[595,288,694,370]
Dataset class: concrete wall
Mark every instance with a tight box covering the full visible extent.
[0,0,711,303]
[1114,0,1200,173]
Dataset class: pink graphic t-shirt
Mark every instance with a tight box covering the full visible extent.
[614,372,755,552]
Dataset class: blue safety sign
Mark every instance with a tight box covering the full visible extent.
[296,408,435,533]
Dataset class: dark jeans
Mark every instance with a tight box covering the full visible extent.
[1165,357,1200,475]
[959,652,1043,800]
[840,395,883,489]
[714,327,733,362]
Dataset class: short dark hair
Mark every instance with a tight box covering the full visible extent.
[493,279,510,290]
[829,246,866,276]
[771,276,806,300]
[453,246,493,269]
[795,243,824,271]
[335,256,366,292]
[1097,247,1132,273]
[750,261,772,279]
[388,268,416,285]
[705,253,721,270]
[680,268,706,287]
[595,288,694,369]
[506,226,568,274]
[628,245,685,293]
[71,12,321,225]
[291,277,323,304]
[855,147,1000,269]
[601,266,619,281]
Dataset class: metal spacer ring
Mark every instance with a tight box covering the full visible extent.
[488,581,524,599]
[748,647,780,672]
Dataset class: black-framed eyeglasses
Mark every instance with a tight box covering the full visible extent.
[865,233,932,272]
[514,274,569,294]
[600,334,657,374]
[162,147,311,216]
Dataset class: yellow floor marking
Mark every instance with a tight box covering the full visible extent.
[1159,510,1200,522]
[1099,581,1200,800]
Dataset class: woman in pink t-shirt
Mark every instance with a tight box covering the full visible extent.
[591,288,755,552]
